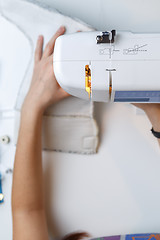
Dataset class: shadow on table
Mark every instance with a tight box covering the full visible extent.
[94,102,110,147]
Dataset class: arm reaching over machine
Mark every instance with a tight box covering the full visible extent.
[12,26,69,240]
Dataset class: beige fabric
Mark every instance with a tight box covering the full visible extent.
[14,111,98,154]
[0,0,99,154]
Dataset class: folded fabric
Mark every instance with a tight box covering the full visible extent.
[92,234,160,240]
[0,0,99,154]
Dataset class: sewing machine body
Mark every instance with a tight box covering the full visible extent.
[53,31,160,102]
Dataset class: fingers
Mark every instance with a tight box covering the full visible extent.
[42,26,65,58]
[34,35,43,63]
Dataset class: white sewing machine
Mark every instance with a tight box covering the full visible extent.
[53,30,160,102]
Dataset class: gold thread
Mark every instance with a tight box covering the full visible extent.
[85,65,91,99]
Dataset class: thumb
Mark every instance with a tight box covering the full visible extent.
[59,88,70,99]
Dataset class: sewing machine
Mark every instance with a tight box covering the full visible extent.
[53,30,160,102]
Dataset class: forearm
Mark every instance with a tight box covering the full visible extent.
[145,105,160,145]
[12,107,44,212]
[11,28,66,240]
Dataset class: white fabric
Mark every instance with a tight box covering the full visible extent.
[0,0,99,154]
[0,16,31,111]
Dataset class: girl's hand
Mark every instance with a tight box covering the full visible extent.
[22,26,69,115]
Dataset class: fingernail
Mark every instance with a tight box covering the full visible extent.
[58,26,65,32]
[38,35,43,40]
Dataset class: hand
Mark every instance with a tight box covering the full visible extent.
[22,26,69,115]
[133,103,160,132]
[133,103,159,112]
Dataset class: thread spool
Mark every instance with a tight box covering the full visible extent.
[0,135,10,145]
[0,173,4,203]
[0,193,4,202]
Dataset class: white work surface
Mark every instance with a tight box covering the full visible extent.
[1,0,160,239]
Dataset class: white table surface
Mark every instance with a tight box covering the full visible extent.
[1,1,160,239]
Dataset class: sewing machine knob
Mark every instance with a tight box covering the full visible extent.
[96,36,103,42]
[96,30,116,44]
[0,135,10,144]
